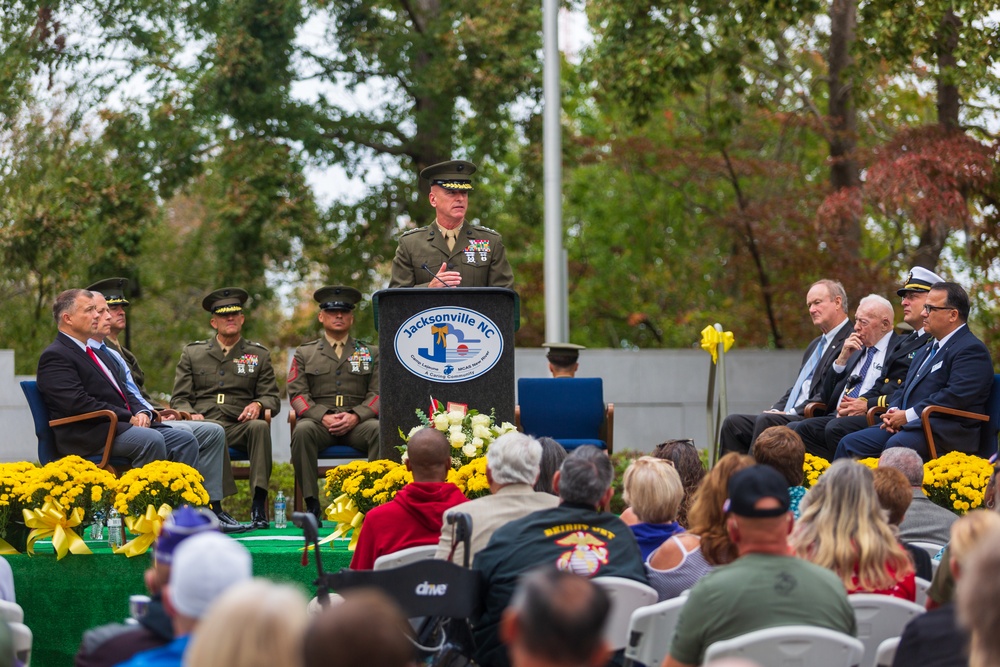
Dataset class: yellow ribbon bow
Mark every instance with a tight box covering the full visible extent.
[431,325,448,346]
[318,493,365,551]
[23,500,92,560]
[700,325,735,364]
[115,503,173,558]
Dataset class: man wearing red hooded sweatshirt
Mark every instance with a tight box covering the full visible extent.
[350,428,468,570]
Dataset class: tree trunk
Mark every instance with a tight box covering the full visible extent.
[827,0,861,253]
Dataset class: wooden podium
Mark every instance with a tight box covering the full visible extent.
[373,288,519,460]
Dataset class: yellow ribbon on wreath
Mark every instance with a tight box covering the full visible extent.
[23,500,92,560]
[115,503,172,558]
[318,493,364,551]
[700,325,735,364]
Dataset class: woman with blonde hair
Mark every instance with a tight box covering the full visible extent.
[622,457,687,559]
[186,579,310,667]
[792,459,915,600]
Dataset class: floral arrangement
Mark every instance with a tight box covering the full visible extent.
[922,451,993,515]
[399,400,517,468]
[326,460,410,515]
[0,462,36,548]
[113,461,209,517]
[802,453,829,488]
[803,451,992,515]
[16,456,116,523]
[452,457,490,500]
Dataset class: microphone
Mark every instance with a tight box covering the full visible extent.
[421,262,455,288]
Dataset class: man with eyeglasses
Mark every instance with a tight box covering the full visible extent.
[835,281,993,460]
[719,279,853,455]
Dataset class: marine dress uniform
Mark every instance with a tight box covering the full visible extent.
[170,288,280,516]
[288,286,380,518]
[389,160,515,289]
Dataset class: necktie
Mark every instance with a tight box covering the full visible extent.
[845,346,877,399]
[446,229,457,252]
[787,335,826,409]
[334,342,344,360]
[87,346,129,409]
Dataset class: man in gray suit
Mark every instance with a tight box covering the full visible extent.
[879,446,955,545]
[435,431,559,565]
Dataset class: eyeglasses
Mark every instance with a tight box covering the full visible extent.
[921,304,956,313]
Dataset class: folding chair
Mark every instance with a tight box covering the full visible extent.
[704,625,864,667]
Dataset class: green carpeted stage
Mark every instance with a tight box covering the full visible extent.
[10,527,354,667]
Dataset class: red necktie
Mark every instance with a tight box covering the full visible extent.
[87,346,130,409]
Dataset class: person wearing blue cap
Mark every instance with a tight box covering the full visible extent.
[389,160,514,289]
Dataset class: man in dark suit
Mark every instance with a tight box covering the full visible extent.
[719,279,853,455]
[788,294,900,459]
[36,289,199,467]
[835,282,994,460]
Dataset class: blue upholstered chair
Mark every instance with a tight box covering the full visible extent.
[516,377,614,453]
[20,379,130,473]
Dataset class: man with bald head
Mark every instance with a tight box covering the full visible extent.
[349,428,468,570]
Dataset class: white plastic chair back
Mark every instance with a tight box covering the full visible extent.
[914,577,931,608]
[593,577,658,651]
[875,636,901,667]
[10,621,31,667]
[704,625,864,667]
[849,593,924,667]
[372,544,439,571]
[623,596,686,667]
[908,541,946,558]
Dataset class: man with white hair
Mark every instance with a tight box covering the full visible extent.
[116,532,252,667]
[435,432,559,564]
[878,446,956,545]
[789,294,900,459]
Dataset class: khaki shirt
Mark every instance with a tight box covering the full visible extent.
[170,337,281,423]
[389,222,514,289]
[287,336,379,422]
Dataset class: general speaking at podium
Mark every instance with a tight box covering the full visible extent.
[389,160,515,289]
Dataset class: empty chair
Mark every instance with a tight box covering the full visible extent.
[516,378,614,453]
[372,544,439,571]
[875,636,900,667]
[623,596,686,667]
[592,577,657,651]
[849,593,924,667]
[703,625,864,667]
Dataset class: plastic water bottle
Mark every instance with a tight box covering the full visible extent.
[107,508,124,548]
[89,511,104,541]
[274,491,286,529]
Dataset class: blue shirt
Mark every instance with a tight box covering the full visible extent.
[630,521,685,560]
[115,634,190,667]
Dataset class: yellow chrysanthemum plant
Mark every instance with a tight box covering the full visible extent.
[320,460,407,550]
[398,399,517,469]
[804,451,992,516]
[0,462,37,553]
[111,461,210,557]
[452,457,490,500]
[14,456,117,559]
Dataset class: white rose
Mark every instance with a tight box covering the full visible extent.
[462,443,478,458]
[470,414,491,427]
[401,451,409,463]
[472,437,484,449]
[407,426,423,439]
[450,432,467,447]
[500,421,517,433]
[448,410,466,425]
[449,424,464,436]
[472,424,491,439]
[433,413,450,430]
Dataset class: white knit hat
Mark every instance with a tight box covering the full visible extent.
[168,532,252,618]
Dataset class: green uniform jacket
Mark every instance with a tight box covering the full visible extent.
[170,337,281,422]
[389,222,514,289]
[287,336,379,423]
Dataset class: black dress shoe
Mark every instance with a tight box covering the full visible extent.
[305,498,324,528]
[214,510,247,534]
[250,506,269,530]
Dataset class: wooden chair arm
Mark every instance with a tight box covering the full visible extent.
[867,405,887,426]
[49,410,119,470]
[920,405,990,460]
[262,408,272,426]
[157,408,183,422]
[514,405,521,432]
[604,403,614,455]
[804,402,827,419]
[288,410,297,438]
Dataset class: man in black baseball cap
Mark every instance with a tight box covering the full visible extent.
[663,465,856,667]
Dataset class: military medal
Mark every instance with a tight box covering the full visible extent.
[352,346,373,373]
[468,239,490,263]
[237,353,259,375]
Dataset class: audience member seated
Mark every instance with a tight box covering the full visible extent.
[116,532,252,667]
[957,524,1000,667]
[500,567,611,667]
[533,437,567,496]
[663,466,857,667]
[303,589,416,667]
[75,506,220,667]
[652,439,707,528]
[792,459,916,600]
[872,466,933,580]
[620,457,686,559]
[686,453,756,566]
[894,510,1000,667]
[435,432,558,564]
[879,446,957,545]
[186,580,308,667]
[473,446,647,667]
[751,426,807,518]
[351,428,468,570]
